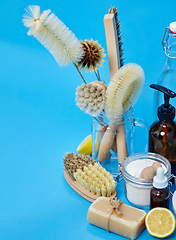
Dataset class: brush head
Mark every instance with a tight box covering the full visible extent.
[22,5,84,66]
[105,63,145,118]
[108,7,124,67]
[63,152,96,180]
[75,82,106,117]
[77,39,105,73]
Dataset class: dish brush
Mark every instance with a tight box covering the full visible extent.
[98,63,145,163]
[74,163,116,197]
[98,7,125,163]
[63,152,96,180]
[104,6,124,80]
[75,81,107,117]
[22,5,86,83]
[105,63,144,118]
[77,39,106,82]
[63,153,116,197]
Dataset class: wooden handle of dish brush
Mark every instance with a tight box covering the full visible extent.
[104,13,120,80]
[116,124,128,163]
[98,124,116,162]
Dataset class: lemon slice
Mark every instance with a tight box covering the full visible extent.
[77,134,92,155]
[145,207,176,238]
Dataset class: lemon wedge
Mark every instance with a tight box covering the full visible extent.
[77,134,92,155]
[145,207,176,238]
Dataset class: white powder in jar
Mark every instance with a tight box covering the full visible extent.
[125,159,167,208]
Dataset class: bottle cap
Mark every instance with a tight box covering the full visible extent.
[153,167,168,189]
[170,22,176,33]
[150,84,176,121]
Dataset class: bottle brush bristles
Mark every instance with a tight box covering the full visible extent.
[22,5,84,66]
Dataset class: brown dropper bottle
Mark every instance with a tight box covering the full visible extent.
[149,84,176,177]
[150,167,170,209]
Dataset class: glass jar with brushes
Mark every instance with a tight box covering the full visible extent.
[92,107,148,178]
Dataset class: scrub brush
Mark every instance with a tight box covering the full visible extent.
[75,81,107,117]
[63,152,96,180]
[104,6,124,80]
[22,5,86,83]
[105,63,145,118]
[98,7,125,163]
[63,153,116,197]
[77,39,106,81]
[98,63,145,163]
[74,163,116,197]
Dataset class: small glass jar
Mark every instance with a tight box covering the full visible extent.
[121,152,171,209]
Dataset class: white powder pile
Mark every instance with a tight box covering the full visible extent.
[126,159,167,177]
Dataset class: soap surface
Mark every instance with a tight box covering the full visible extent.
[87,197,146,240]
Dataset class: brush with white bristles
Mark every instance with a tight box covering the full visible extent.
[105,63,145,118]
[75,81,107,117]
[98,63,145,163]
[22,5,86,83]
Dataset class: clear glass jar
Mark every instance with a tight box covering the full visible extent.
[92,108,148,177]
[121,152,171,209]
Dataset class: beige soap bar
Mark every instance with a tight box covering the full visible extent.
[87,197,146,240]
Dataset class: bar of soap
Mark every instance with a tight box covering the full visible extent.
[87,197,146,240]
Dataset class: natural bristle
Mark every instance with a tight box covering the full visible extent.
[105,63,145,118]
[63,153,96,180]
[22,5,84,66]
[74,163,116,197]
[75,83,106,117]
[77,39,105,73]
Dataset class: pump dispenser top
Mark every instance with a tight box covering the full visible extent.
[150,84,176,121]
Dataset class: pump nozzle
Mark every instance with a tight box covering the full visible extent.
[150,84,176,120]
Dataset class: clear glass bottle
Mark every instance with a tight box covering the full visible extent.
[154,22,176,120]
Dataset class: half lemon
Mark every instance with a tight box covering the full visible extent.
[145,207,176,238]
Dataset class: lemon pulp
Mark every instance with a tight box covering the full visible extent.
[145,207,176,238]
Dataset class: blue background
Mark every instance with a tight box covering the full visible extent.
[0,0,176,239]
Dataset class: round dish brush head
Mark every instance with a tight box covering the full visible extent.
[105,63,145,118]
[75,82,106,117]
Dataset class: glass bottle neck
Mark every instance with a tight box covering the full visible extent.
[165,31,176,59]
[165,57,176,68]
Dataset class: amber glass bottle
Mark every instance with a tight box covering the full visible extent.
[149,84,176,177]
[150,167,170,209]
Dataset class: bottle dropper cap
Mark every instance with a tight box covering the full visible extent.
[170,22,176,33]
[153,167,168,189]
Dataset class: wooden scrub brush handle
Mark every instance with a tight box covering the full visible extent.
[98,123,116,162]
[116,122,128,163]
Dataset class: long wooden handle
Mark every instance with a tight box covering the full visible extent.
[98,124,116,162]
[104,13,120,80]
[116,124,128,163]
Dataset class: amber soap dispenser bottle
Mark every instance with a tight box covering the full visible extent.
[149,84,176,177]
